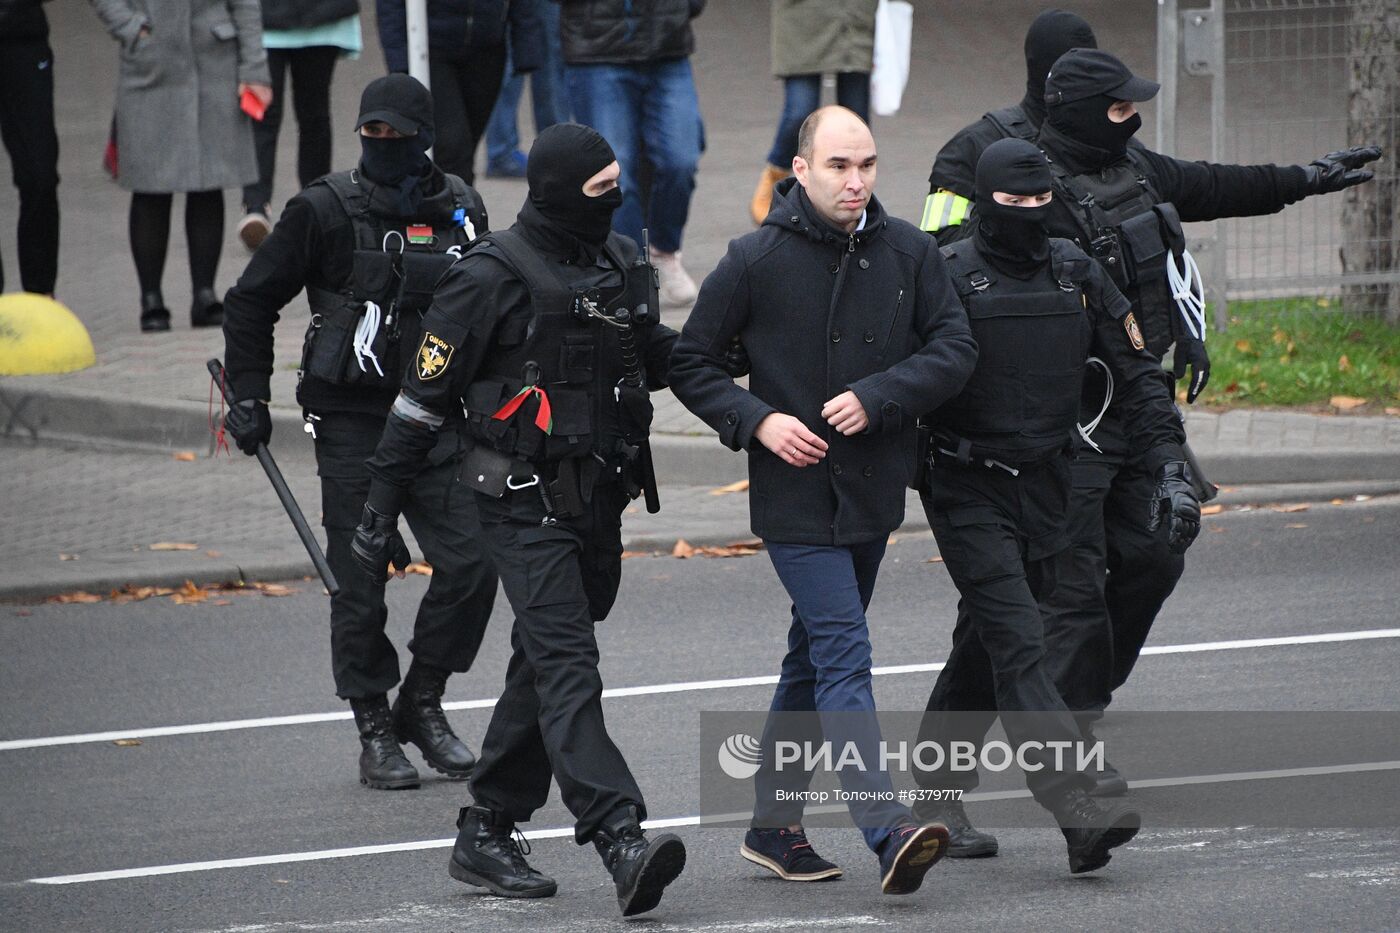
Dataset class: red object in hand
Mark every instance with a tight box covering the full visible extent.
[240,87,267,121]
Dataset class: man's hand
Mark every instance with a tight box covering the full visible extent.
[1172,337,1210,404]
[754,413,828,468]
[1305,146,1382,194]
[224,399,271,455]
[1148,461,1202,554]
[351,505,411,582]
[821,391,869,436]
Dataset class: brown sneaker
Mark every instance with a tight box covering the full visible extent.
[750,164,789,225]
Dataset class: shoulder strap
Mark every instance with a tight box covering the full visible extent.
[1048,238,1094,292]
[939,241,996,299]
[982,105,1034,141]
[315,171,381,251]
[475,228,574,308]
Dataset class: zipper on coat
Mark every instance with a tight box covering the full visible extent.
[880,288,905,359]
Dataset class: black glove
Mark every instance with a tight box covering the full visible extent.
[1148,461,1202,554]
[1304,145,1382,194]
[224,399,271,456]
[1172,337,1211,404]
[721,337,751,378]
[350,505,411,582]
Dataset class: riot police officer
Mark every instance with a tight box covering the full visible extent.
[352,123,686,917]
[221,75,497,791]
[910,138,1200,874]
[920,9,1100,245]
[1030,49,1380,750]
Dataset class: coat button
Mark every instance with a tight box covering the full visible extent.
[863,466,874,477]
[829,263,839,274]
[790,215,800,223]
[830,330,841,343]
[724,411,738,425]
[832,463,843,475]
[883,401,899,416]
[863,331,875,343]
[858,258,870,269]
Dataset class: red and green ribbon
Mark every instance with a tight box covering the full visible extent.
[491,384,553,435]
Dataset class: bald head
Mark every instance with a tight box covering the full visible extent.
[793,106,877,233]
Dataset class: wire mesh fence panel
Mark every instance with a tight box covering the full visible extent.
[1219,0,1399,324]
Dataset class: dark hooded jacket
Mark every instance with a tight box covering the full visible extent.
[377,0,543,74]
[670,178,977,546]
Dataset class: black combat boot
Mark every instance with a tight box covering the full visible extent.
[448,806,557,898]
[392,661,476,778]
[913,797,999,858]
[592,806,686,916]
[1051,787,1141,874]
[349,695,419,790]
[1080,722,1129,796]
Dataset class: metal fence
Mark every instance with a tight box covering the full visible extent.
[1157,0,1400,327]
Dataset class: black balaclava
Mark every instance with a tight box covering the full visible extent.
[1023,10,1097,125]
[360,126,435,217]
[525,123,622,247]
[1047,92,1142,156]
[975,138,1054,278]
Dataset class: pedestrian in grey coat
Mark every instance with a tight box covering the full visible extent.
[90,0,272,333]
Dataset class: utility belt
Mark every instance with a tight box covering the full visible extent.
[913,425,1068,487]
[458,438,634,525]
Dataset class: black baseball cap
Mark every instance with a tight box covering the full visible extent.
[1044,48,1160,106]
[355,74,434,136]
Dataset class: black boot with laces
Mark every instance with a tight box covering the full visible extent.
[1051,786,1141,873]
[592,805,686,916]
[448,806,557,898]
[349,695,419,790]
[393,661,476,778]
[913,797,999,858]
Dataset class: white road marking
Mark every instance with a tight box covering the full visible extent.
[27,760,1400,886]
[3,627,1398,752]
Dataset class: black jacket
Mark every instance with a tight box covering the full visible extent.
[221,166,489,416]
[555,0,704,65]
[670,179,978,546]
[260,0,358,31]
[365,203,679,496]
[0,0,49,40]
[378,0,544,73]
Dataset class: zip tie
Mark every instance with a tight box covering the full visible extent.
[353,301,385,377]
[1077,356,1114,454]
[1167,248,1207,342]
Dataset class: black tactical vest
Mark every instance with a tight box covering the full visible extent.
[983,105,1037,143]
[300,171,480,392]
[461,229,654,464]
[1043,158,1181,358]
[932,238,1094,459]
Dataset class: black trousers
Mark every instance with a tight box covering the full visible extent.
[916,455,1090,806]
[312,411,498,698]
[0,38,60,294]
[1040,403,1186,714]
[428,47,508,186]
[243,46,339,214]
[467,476,643,844]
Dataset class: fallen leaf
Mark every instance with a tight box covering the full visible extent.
[925,556,945,563]
[1385,407,1400,417]
[620,550,652,559]
[1234,339,1252,353]
[726,538,763,550]
[173,451,197,462]
[693,544,762,558]
[1201,504,1224,515]
[1285,523,1308,529]
[149,542,199,551]
[59,553,78,561]
[403,562,434,576]
[112,739,142,747]
[204,550,223,558]
[709,479,750,496]
[671,539,696,559]
[254,583,295,597]
[1330,395,1367,411]
[48,591,103,604]
[1338,354,1351,372]
[1271,503,1309,513]
[1330,498,1345,505]
[212,599,232,606]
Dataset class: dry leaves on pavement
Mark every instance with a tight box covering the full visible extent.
[149,542,199,552]
[1330,395,1367,411]
[1270,503,1309,513]
[1201,504,1225,515]
[173,451,197,462]
[671,538,764,559]
[709,479,750,496]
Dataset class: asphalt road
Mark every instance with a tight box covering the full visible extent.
[2,497,1399,932]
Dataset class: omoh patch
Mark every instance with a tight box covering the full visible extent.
[1124,312,1146,351]
[417,332,454,381]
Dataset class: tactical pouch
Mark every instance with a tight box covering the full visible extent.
[460,443,516,498]
[1118,210,1168,289]
[910,423,933,491]
[301,294,358,385]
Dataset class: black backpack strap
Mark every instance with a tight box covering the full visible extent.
[316,171,382,251]
[939,241,996,299]
[982,105,1035,141]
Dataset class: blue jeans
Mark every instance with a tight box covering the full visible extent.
[752,540,911,852]
[567,59,702,253]
[766,72,871,168]
[484,3,569,164]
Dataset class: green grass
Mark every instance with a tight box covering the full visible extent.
[1189,298,1400,410]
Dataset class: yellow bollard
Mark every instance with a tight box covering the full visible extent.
[0,293,96,375]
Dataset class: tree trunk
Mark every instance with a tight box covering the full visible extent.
[1343,0,1400,323]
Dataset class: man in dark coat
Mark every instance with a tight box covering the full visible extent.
[670,105,977,894]
[0,0,59,295]
[920,8,1099,245]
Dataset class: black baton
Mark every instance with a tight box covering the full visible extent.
[207,359,341,595]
